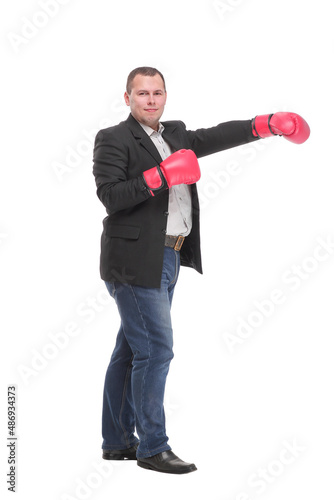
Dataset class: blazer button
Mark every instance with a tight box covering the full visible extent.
[164,211,169,216]
[162,229,166,234]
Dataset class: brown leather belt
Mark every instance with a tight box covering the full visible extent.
[165,234,185,251]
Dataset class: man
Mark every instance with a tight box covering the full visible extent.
[92,66,310,474]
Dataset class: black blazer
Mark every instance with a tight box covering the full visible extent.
[93,113,258,288]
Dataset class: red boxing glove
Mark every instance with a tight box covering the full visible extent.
[142,149,201,197]
[252,112,310,144]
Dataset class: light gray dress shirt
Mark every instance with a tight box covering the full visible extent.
[139,121,193,237]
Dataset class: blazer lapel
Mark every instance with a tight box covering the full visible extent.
[161,121,183,153]
[125,114,163,164]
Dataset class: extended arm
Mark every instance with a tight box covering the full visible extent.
[185,112,310,159]
[186,119,259,158]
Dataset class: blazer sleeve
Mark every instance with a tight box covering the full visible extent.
[184,119,259,158]
[93,130,150,213]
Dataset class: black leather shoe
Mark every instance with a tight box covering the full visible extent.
[137,450,197,474]
[102,443,138,460]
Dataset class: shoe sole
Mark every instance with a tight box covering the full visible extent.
[103,454,137,461]
[137,461,197,474]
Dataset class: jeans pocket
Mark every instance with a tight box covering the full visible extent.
[170,250,180,285]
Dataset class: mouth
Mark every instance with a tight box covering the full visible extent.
[144,108,158,113]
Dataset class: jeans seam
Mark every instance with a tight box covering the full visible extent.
[129,285,151,457]
[118,355,133,448]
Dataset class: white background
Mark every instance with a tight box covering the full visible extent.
[1,0,334,499]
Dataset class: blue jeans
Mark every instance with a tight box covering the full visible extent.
[102,246,180,459]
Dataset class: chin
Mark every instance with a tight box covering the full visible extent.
[145,118,158,126]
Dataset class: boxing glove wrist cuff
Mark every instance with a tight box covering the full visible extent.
[142,165,168,197]
[252,114,278,138]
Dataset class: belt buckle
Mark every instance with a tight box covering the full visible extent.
[174,235,185,251]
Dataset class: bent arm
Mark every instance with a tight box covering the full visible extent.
[93,130,150,213]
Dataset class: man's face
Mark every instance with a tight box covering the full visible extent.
[124,74,167,131]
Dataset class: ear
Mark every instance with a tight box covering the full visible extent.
[124,91,130,106]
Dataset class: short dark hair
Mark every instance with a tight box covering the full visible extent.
[126,66,166,94]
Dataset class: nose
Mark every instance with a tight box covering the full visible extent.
[147,93,156,104]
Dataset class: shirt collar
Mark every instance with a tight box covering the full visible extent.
[138,121,164,136]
